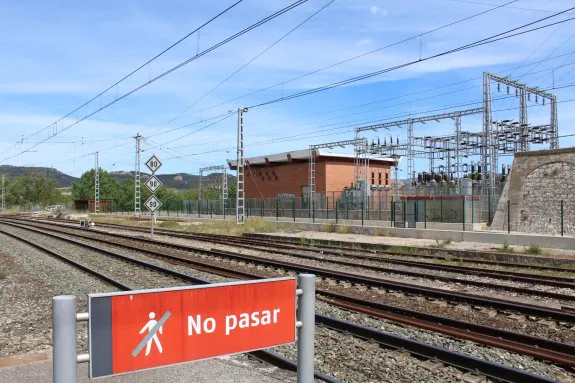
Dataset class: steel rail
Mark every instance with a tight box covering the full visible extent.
[0,223,339,383]
[2,221,574,371]
[244,233,575,272]
[39,217,575,280]
[3,218,575,323]
[13,217,575,288]
[22,216,575,274]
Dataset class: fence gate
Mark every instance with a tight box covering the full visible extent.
[393,201,417,228]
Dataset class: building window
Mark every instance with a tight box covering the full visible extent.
[385,170,389,186]
[371,168,375,185]
[378,169,382,185]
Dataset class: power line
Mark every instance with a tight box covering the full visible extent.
[2,0,245,157]
[449,0,574,13]
[246,61,575,134]
[160,87,575,161]
[188,0,520,116]
[151,0,335,135]
[247,9,575,109]
[0,0,309,164]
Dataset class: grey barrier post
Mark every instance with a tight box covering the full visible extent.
[53,295,77,383]
[297,274,316,383]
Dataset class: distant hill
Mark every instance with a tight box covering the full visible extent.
[110,171,235,190]
[0,165,77,187]
[0,165,234,190]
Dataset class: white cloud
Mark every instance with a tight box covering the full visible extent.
[370,6,379,15]
[355,38,372,46]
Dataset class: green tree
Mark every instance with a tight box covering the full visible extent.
[72,169,120,200]
[5,175,60,207]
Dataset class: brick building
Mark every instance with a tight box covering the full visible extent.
[228,149,395,199]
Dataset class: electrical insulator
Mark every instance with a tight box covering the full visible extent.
[515,88,518,97]
[543,98,545,106]
[528,93,531,101]
[535,94,538,103]
[497,83,500,92]
[506,86,510,95]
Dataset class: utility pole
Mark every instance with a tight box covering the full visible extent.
[222,167,228,211]
[236,108,247,225]
[199,169,204,200]
[134,134,142,217]
[94,152,100,214]
[1,174,5,213]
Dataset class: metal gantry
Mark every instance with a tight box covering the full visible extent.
[94,151,100,214]
[134,133,142,217]
[353,71,559,196]
[236,108,247,225]
[199,165,228,211]
[309,138,369,205]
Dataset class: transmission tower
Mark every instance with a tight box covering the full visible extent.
[94,151,100,214]
[236,108,247,225]
[134,134,142,217]
[199,165,228,211]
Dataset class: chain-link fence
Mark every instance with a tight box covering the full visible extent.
[101,194,574,237]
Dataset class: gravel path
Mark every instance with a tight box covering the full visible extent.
[0,231,115,357]
[275,326,466,383]
[0,224,233,289]
[317,301,575,383]
[5,220,575,383]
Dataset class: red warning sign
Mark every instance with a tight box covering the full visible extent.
[89,278,296,378]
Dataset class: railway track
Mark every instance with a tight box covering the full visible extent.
[0,224,339,383]
[39,217,575,285]
[2,218,575,375]
[67,218,575,273]
[7,219,575,320]
[11,217,575,304]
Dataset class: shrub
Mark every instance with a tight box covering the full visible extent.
[501,242,514,253]
[526,244,542,255]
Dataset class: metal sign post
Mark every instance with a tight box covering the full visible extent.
[52,275,316,383]
[144,155,163,235]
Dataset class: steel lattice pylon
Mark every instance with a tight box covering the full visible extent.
[236,108,247,225]
[199,165,228,211]
[309,138,369,206]
[134,134,142,217]
[94,151,100,214]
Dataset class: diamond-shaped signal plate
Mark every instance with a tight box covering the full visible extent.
[144,175,163,193]
[144,195,162,213]
[145,155,163,173]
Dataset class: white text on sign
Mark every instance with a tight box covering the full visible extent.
[187,308,282,336]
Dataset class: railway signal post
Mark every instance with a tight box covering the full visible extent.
[144,155,163,235]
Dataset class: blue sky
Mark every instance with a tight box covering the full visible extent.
[1,0,574,178]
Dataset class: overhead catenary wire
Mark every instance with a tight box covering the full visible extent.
[2,0,245,157]
[151,0,336,136]
[247,9,575,109]
[158,89,575,162]
[0,0,309,164]
[185,0,521,117]
[38,56,575,170]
